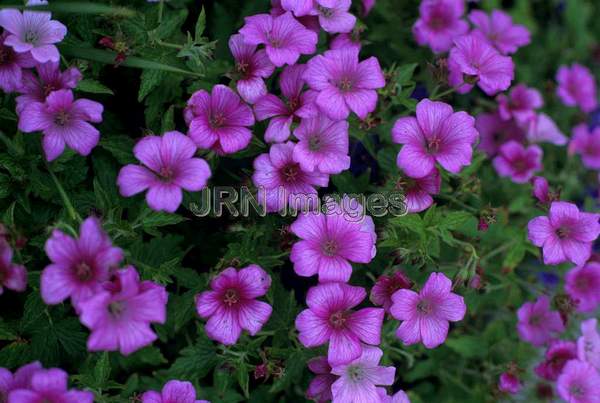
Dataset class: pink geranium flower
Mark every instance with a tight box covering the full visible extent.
[185,84,255,155]
[18,89,103,161]
[228,33,275,104]
[117,131,211,213]
[330,345,395,403]
[496,84,543,125]
[0,9,66,63]
[41,217,123,309]
[254,64,318,143]
[0,32,35,92]
[0,361,41,401]
[569,124,600,170]
[395,167,441,213]
[304,47,385,120]
[0,238,27,295]
[556,360,600,403]
[308,0,356,34]
[448,34,514,96]
[469,9,530,55]
[498,372,521,394]
[516,296,564,347]
[412,0,469,53]
[142,380,208,403]
[578,319,600,371]
[556,64,598,113]
[535,340,577,381]
[565,262,600,313]
[8,368,93,403]
[390,272,466,349]
[292,115,351,174]
[16,61,82,114]
[475,111,525,157]
[195,265,272,345]
[306,357,337,403]
[295,283,384,366]
[492,141,542,184]
[290,199,376,282]
[392,99,478,178]
[527,201,600,266]
[370,270,413,312]
[78,266,168,355]
[239,12,318,67]
[252,141,329,212]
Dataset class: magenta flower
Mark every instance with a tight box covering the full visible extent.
[527,201,600,266]
[370,270,413,312]
[142,380,208,403]
[228,33,275,104]
[290,201,377,282]
[18,89,103,161]
[292,115,350,174]
[496,84,543,125]
[557,360,600,403]
[117,131,211,213]
[498,372,521,394]
[578,319,600,371]
[0,32,35,92]
[16,61,82,114]
[565,262,600,313]
[252,141,329,213]
[516,296,564,347]
[295,283,384,366]
[306,356,336,403]
[392,99,478,178]
[185,84,255,155]
[448,34,514,96]
[556,64,598,113]
[254,64,318,143]
[569,124,600,170]
[0,239,27,295]
[395,167,441,213]
[390,272,466,349]
[534,340,577,381]
[412,0,469,53]
[525,113,567,146]
[239,12,318,67]
[469,9,530,55]
[78,266,167,355]
[0,361,41,402]
[330,345,395,403]
[492,141,542,184]
[8,368,93,403]
[304,47,385,120]
[475,112,525,157]
[41,217,123,309]
[195,265,272,346]
[308,0,356,34]
[0,9,66,63]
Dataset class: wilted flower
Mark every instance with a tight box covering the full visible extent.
[117,131,211,213]
[412,0,469,53]
[195,265,272,345]
[390,272,466,348]
[78,266,168,355]
[295,282,384,365]
[516,296,564,347]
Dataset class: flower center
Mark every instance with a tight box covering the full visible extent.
[223,288,240,306]
[108,301,125,318]
[556,226,571,239]
[54,111,70,126]
[322,240,338,256]
[346,365,364,382]
[338,77,353,92]
[318,5,334,18]
[281,164,300,183]
[24,30,39,44]
[210,113,226,128]
[75,262,93,281]
[329,310,349,329]
[308,136,322,151]
[416,299,433,314]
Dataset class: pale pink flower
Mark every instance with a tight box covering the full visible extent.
[516,296,564,347]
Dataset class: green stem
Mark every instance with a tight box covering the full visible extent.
[47,166,82,223]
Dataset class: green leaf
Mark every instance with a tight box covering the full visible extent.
[77,78,114,95]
